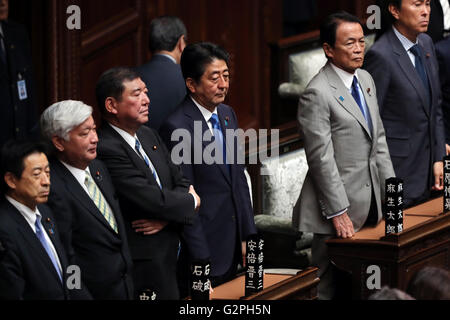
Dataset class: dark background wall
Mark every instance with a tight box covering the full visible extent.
[9,0,376,130]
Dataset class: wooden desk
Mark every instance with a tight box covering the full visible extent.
[326,197,450,299]
[211,267,319,300]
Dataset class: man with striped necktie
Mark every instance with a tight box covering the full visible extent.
[41,100,134,300]
[96,67,200,300]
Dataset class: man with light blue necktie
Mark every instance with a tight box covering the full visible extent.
[292,11,395,299]
[96,67,201,300]
[0,140,69,299]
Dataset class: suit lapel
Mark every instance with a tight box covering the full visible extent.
[358,73,377,140]
[419,37,437,109]
[324,63,372,139]
[7,202,63,285]
[104,123,155,183]
[388,30,430,117]
[136,128,167,186]
[53,160,118,235]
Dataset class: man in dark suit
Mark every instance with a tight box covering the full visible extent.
[0,140,69,300]
[95,67,200,300]
[41,100,134,300]
[364,0,445,207]
[0,0,38,148]
[159,42,257,294]
[427,0,450,42]
[436,37,450,150]
[137,16,187,130]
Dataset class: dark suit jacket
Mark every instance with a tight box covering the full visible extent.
[427,0,449,42]
[97,123,196,299]
[137,54,187,130]
[0,201,69,300]
[436,37,450,143]
[0,20,37,148]
[47,158,134,300]
[364,29,445,206]
[159,97,257,277]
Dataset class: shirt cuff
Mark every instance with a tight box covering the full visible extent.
[327,208,347,220]
[190,193,197,209]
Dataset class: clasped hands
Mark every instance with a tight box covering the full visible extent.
[132,185,201,235]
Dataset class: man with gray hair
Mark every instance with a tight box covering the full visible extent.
[41,100,134,300]
[137,16,187,130]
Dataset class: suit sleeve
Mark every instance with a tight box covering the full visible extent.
[369,74,396,199]
[0,232,26,300]
[298,87,350,216]
[363,49,391,113]
[429,42,446,163]
[98,138,195,224]
[436,44,450,144]
[46,185,94,300]
[160,121,211,260]
[229,108,257,239]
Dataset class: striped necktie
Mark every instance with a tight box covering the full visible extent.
[135,138,162,189]
[84,170,118,233]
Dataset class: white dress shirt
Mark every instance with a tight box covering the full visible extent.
[190,96,218,135]
[5,195,63,273]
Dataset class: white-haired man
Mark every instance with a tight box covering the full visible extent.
[41,100,134,300]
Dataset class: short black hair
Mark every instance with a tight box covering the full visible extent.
[95,67,142,115]
[0,140,48,193]
[149,16,187,52]
[320,11,363,48]
[180,42,230,83]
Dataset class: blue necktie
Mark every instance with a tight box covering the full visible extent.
[35,216,63,282]
[351,76,373,134]
[410,44,430,105]
[209,113,227,165]
[135,138,162,189]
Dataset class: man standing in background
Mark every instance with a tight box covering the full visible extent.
[364,0,445,207]
[0,0,37,148]
[137,16,187,130]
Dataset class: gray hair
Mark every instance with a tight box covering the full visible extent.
[40,100,93,141]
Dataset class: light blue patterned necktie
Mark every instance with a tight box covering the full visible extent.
[35,216,63,282]
[135,138,162,189]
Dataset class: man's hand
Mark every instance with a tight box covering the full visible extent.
[188,185,201,211]
[241,241,247,267]
[132,219,168,235]
[332,212,355,238]
[446,144,450,156]
[432,161,444,191]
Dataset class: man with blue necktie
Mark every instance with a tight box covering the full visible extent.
[364,0,445,207]
[0,140,69,299]
[292,11,395,299]
[96,67,200,300]
[160,42,257,297]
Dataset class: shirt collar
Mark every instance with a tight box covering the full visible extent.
[330,62,359,90]
[5,195,41,230]
[392,25,418,52]
[108,122,139,150]
[154,53,177,64]
[60,160,90,186]
[190,96,218,123]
